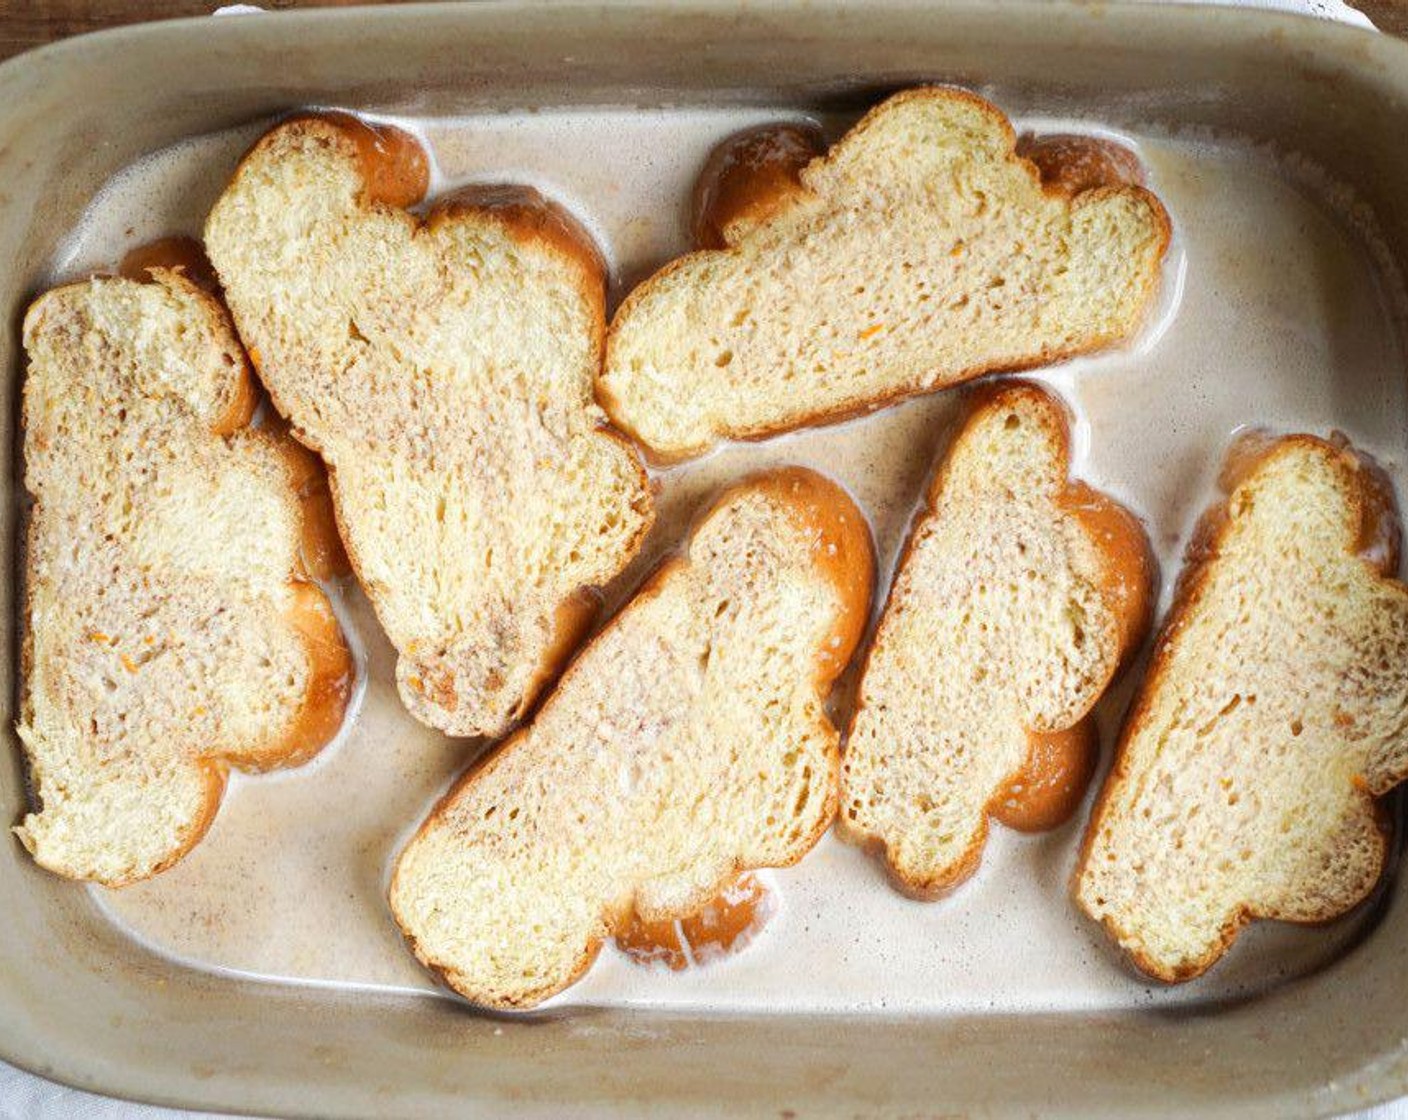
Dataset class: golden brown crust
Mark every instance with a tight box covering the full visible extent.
[737,466,876,686]
[846,826,985,903]
[275,116,607,297]
[513,587,601,725]
[114,242,258,436]
[990,391,1154,847]
[1353,464,1402,578]
[118,235,223,294]
[991,718,1100,833]
[208,364,258,437]
[287,111,429,209]
[1016,132,1147,196]
[24,757,231,889]
[1061,480,1158,672]
[615,871,771,971]
[984,475,1158,837]
[219,584,353,773]
[692,123,826,250]
[427,182,611,371]
[390,468,873,1007]
[168,267,354,776]
[602,88,1174,463]
[264,418,352,581]
[1074,432,1403,983]
[840,381,1153,897]
[1102,788,1393,984]
[429,183,608,290]
[220,120,425,445]
[816,85,1020,167]
[62,761,232,890]
[204,423,353,779]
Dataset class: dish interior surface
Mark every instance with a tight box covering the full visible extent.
[40,102,1408,1016]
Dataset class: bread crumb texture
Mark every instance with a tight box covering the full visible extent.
[841,383,1151,896]
[390,468,873,1008]
[1077,434,1408,981]
[18,273,351,885]
[205,116,652,737]
[602,87,1170,460]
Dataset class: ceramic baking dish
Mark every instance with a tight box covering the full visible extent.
[5,2,1408,1116]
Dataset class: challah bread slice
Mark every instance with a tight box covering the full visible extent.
[17,266,352,885]
[601,87,1171,461]
[205,113,653,738]
[1076,433,1408,982]
[840,383,1153,897]
[390,468,873,1009]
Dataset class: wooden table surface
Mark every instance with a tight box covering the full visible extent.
[1,0,1406,61]
[0,0,410,60]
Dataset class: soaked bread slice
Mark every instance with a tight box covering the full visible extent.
[389,469,873,1009]
[1076,433,1408,981]
[840,383,1153,897]
[601,87,1170,461]
[205,114,653,738]
[17,269,352,885]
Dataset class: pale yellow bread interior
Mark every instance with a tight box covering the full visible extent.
[841,383,1152,897]
[601,87,1171,461]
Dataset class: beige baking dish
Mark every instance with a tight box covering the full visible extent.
[5,1,1408,1115]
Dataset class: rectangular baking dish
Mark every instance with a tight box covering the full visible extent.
[5,2,1408,1116]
